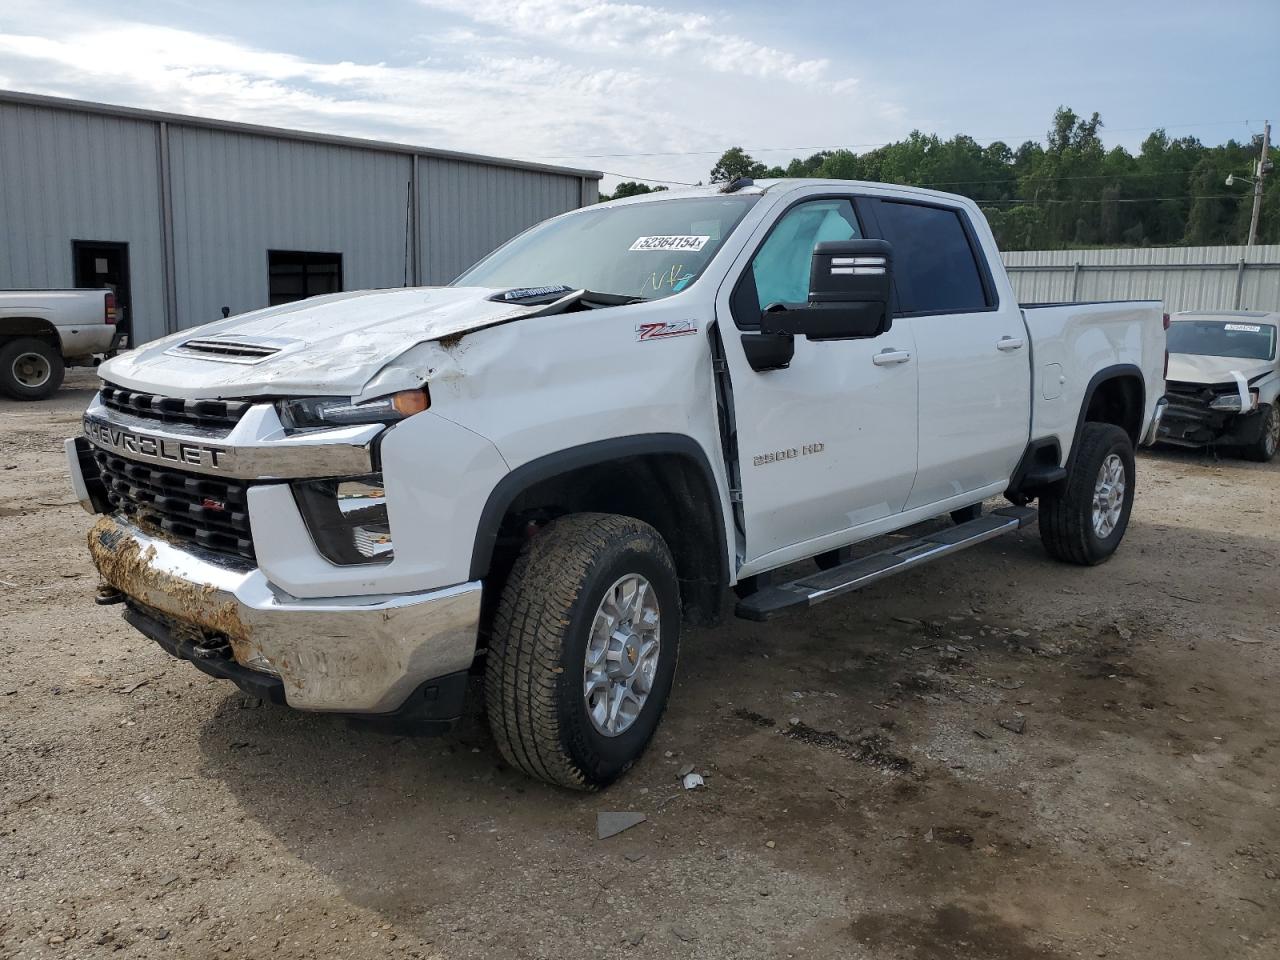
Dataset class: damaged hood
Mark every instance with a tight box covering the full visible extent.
[1167,352,1276,386]
[99,286,529,399]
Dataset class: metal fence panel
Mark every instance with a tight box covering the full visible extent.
[1003,245,1280,313]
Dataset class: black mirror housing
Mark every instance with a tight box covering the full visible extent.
[760,239,893,341]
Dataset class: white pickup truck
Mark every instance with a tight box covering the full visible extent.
[68,179,1168,789]
[0,288,120,399]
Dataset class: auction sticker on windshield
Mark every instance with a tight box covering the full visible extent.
[629,236,710,252]
[1225,323,1263,332]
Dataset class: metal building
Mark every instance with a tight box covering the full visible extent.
[0,90,601,346]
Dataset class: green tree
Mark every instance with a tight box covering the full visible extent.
[599,181,667,202]
[710,147,767,183]
[698,107,1267,248]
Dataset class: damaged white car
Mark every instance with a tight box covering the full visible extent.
[1159,311,1280,462]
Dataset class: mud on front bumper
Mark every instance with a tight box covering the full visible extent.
[86,515,482,721]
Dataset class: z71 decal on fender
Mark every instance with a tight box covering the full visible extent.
[637,320,698,341]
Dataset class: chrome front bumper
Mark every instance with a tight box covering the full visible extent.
[87,516,481,714]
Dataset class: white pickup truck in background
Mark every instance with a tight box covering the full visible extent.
[0,288,120,399]
[68,178,1168,790]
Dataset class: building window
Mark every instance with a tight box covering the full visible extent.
[267,250,343,306]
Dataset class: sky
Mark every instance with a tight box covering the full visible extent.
[0,0,1276,191]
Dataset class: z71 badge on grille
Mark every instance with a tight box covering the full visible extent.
[83,416,228,470]
[636,320,698,341]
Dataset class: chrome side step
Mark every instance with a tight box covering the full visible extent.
[734,506,1038,622]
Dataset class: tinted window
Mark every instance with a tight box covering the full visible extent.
[750,199,861,308]
[876,202,988,314]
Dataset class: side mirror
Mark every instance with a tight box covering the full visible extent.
[759,239,893,340]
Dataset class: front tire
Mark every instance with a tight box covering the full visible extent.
[1243,403,1279,463]
[0,337,64,400]
[484,513,680,790]
[1039,423,1135,566]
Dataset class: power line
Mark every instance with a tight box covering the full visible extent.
[978,194,1241,206]
[526,119,1261,162]
[597,169,698,186]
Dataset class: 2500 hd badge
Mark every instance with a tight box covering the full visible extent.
[83,416,227,470]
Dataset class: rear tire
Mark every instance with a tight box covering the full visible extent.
[0,337,64,400]
[1242,403,1278,463]
[484,513,680,790]
[1039,423,1135,566]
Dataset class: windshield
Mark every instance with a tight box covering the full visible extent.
[454,196,759,301]
[1168,319,1277,361]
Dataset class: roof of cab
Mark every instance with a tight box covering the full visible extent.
[600,178,980,208]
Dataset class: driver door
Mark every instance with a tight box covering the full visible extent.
[716,194,920,572]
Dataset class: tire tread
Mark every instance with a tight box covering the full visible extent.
[485,513,672,790]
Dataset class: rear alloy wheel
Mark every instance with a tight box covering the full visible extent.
[1039,422,1135,566]
[0,337,65,400]
[1243,403,1279,463]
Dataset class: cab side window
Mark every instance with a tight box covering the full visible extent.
[873,201,991,314]
[751,199,861,309]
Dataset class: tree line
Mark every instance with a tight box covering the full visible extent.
[602,107,1276,250]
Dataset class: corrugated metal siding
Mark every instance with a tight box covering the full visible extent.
[168,127,414,333]
[0,94,598,347]
[1003,245,1280,313]
[420,159,583,283]
[0,102,166,340]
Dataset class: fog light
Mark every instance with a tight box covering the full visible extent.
[293,475,394,565]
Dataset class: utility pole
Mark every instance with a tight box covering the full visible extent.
[1247,120,1270,247]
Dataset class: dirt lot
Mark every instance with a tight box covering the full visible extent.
[2,370,1277,960]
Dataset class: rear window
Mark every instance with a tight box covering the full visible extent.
[1168,320,1277,361]
[875,201,990,314]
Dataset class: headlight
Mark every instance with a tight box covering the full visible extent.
[278,388,429,431]
[293,474,394,565]
[1208,390,1258,412]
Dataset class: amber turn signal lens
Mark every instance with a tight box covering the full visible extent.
[391,388,430,416]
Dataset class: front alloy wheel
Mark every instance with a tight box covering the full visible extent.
[1244,403,1279,463]
[584,574,661,737]
[485,513,680,790]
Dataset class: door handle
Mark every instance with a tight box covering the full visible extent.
[997,336,1025,352]
[872,349,912,366]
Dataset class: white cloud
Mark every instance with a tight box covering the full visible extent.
[0,3,900,186]
[418,0,857,90]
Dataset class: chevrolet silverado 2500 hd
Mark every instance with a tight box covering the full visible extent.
[1158,311,1279,461]
[68,179,1168,789]
[1,288,121,399]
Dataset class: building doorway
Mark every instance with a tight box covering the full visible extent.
[73,241,132,342]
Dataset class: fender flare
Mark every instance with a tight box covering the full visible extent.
[1066,363,1145,469]
[468,433,729,583]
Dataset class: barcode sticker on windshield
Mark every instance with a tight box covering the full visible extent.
[629,235,710,252]
[1224,323,1262,332]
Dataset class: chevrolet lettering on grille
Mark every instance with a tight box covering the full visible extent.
[83,416,228,470]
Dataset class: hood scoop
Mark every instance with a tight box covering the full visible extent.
[165,334,299,365]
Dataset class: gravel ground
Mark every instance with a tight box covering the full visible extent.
[2,370,1278,959]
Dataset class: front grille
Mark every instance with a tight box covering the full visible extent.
[99,384,252,431]
[93,449,255,562]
